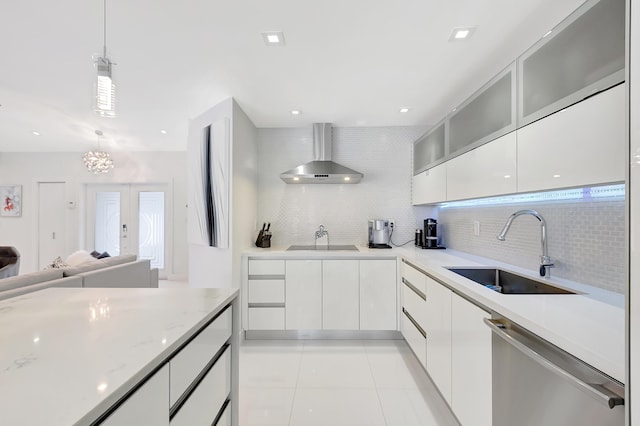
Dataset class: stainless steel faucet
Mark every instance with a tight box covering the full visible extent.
[314,224,329,247]
[497,209,555,277]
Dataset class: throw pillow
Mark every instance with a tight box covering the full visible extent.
[44,256,69,269]
[97,251,111,259]
[90,250,101,258]
[66,250,100,266]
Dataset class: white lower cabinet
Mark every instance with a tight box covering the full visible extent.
[424,277,452,405]
[401,309,426,367]
[216,402,232,426]
[170,348,231,426]
[100,364,170,426]
[360,259,397,330]
[285,260,322,330]
[248,307,285,330]
[323,260,360,330]
[451,292,492,426]
[170,307,232,406]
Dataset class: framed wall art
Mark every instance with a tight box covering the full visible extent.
[0,185,22,217]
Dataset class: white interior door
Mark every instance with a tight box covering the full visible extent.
[38,182,67,269]
[86,184,169,275]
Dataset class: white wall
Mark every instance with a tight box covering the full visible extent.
[187,98,258,288]
[0,151,188,276]
[256,126,433,247]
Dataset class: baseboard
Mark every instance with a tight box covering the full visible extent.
[244,330,402,340]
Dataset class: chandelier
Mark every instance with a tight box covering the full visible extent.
[94,0,116,117]
[83,130,114,174]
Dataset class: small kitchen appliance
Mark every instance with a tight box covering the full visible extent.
[368,219,392,249]
[424,218,438,248]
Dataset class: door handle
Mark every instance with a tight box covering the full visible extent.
[122,224,128,238]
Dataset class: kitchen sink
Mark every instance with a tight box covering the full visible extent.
[447,267,577,294]
[286,245,359,251]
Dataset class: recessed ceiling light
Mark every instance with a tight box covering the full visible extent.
[32,131,41,136]
[399,108,410,113]
[262,31,286,46]
[290,110,301,115]
[503,175,511,179]
[160,129,167,134]
[449,27,476,42]
[552,174,561,178]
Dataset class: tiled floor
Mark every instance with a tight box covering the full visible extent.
[239,339,459,426]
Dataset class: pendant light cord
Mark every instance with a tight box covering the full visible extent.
[102,0,107,58]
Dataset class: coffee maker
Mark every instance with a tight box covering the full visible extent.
[368,219,392,249]
[424,218,438,248]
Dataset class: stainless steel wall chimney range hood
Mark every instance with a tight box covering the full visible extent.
[280,123,364,184]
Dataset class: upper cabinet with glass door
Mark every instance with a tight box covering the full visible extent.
[413,121,446,175]
[448,62,516,157]
[518,0,625,127]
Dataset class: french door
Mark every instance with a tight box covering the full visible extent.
[86,184,168,275]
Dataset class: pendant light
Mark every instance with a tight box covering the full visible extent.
[83,130,114,174]
[94,0,116,118]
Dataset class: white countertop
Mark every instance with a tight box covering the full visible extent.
[0,287,237,426]
[244,244,398,258]
[398,247,625,384]
[244,245,625,383]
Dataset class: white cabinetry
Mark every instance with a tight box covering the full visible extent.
[100,304,235,426]
[170,349,231,426]
[517,84,625,192]
[170,307,232,406]
[323,260,359,330]
[101,364,170,426]
[400,261,427,367]
[446,132,517,201]
[451,293,492,426]
[285,260,322,330]
[412,163,446,205]
[424,276,452,405]
[360,259,397,330]
[247,259,286,330]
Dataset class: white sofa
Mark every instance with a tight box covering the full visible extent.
[0,255,159,301]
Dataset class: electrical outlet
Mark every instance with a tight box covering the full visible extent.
[389,220,395,230]
[473,220,481,236]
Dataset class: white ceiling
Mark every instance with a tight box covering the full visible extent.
[0,0,585,152]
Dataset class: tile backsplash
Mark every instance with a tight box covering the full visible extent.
[438,198,626,294]
[256,126,432,247]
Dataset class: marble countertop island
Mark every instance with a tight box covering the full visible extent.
[0,287,237,426]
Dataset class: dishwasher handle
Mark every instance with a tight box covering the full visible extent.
[484,318,624,409]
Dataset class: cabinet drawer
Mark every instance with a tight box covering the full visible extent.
[248,259,285,276]
[402,282,426,328]
[171,348,231,426]
[402,261,427,295]
[402,311,426,368]
[248,307,285,330]
[170,306,232,407]
[248,280,285,303]
[100,364,169,426]
[215,402,231,426]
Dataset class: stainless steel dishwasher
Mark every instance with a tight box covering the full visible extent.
[485,317,624,426]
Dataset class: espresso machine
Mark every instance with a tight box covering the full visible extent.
[416,218,445,249]
[368,219,392,249]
